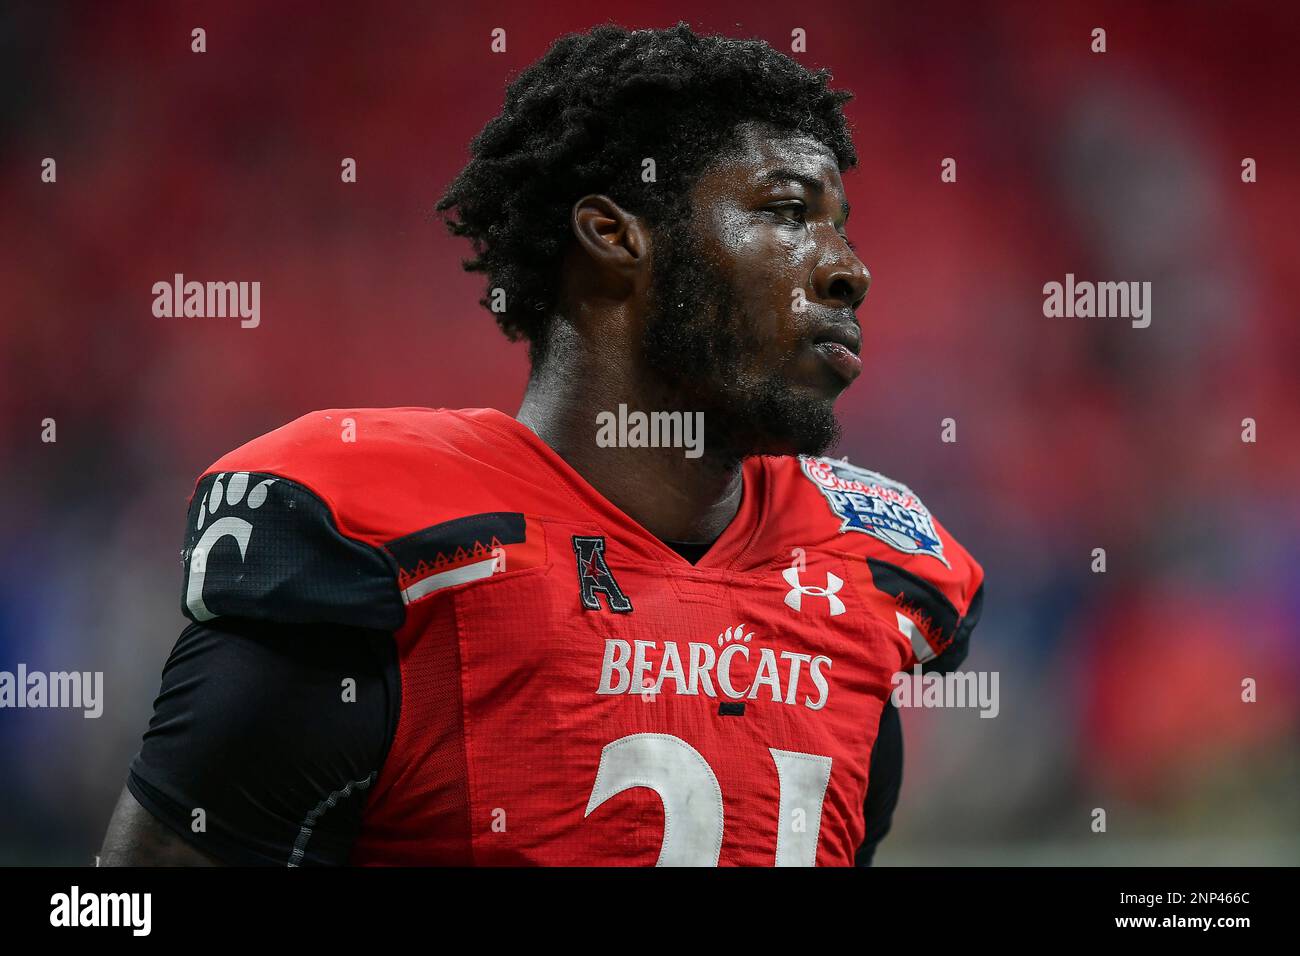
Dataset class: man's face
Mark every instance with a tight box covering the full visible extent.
[641,122,871,460]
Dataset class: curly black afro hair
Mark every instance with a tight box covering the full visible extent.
[435,21,858,366]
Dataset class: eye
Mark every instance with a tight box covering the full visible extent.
[766,201,807,225]
[841,234,857,252]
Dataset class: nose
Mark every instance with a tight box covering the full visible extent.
[812,249,871,310]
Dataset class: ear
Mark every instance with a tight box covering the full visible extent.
[570,194,649,290]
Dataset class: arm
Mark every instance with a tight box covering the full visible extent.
[855,698,903,866]
[854,574,984,865]
[100,786,222,866]
[101,618,399,866]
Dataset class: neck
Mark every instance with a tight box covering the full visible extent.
[516,340,744,544]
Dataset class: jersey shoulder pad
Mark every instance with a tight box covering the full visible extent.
[179,409,446,629]
[795,455,985,672]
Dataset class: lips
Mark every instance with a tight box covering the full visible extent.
[811,323,862,357]
[810,322,863,382]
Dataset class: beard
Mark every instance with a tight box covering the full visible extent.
[640,223,842,462]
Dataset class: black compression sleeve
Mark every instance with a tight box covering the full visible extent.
[855,698,903,866]
[127,618,399,866]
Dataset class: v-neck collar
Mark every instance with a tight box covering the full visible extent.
[467,407,769,572]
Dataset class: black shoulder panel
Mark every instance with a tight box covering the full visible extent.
[866,557,983,674]
[180,471,404,630]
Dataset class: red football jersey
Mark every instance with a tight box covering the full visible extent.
[189,407,983,865]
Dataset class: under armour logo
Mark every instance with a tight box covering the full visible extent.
[782,566,846,616]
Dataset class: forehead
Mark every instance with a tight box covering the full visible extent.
[698,121,844,193]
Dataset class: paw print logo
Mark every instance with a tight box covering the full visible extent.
[185,472,277,621]
[716,623,754,647]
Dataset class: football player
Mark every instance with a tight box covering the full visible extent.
[100,22,982,866]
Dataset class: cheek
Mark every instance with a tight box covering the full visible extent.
[750,257,812,348]
[703,217,810,345]
[709,209,803,281]
[731,243,806,317]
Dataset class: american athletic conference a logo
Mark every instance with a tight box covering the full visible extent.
[572,535,633,613]
[799,457,951,568]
